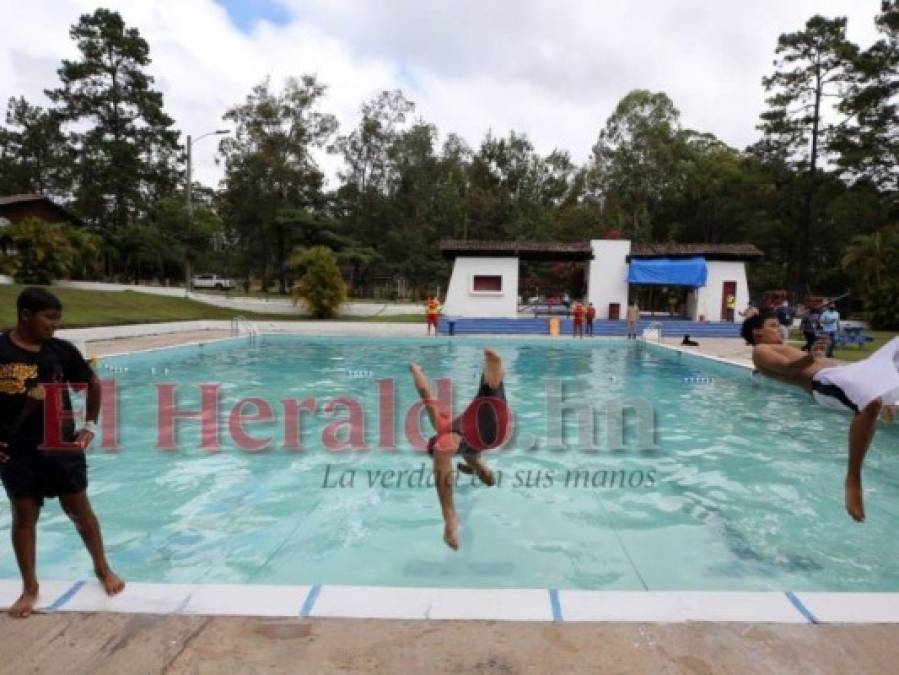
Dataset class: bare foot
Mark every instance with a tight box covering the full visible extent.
[443,514,460,551]
[845,477,866,522]
[7,586,38,618]
[881,405,897,423]
[483,349,504,388]
[96,568,126,596]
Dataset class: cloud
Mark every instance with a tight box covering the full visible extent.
[0,0,885,190]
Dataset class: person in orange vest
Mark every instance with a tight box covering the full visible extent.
[585,302,596,337]
[425,296,442,336]
[572,300,585,339]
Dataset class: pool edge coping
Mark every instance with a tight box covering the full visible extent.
[4,580,899,623]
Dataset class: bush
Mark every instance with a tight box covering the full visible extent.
[2,217,99,284]
[289,246,347,318]
[866,280,899,330]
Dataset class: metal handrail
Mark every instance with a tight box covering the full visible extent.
[642,321,663,343]
[231,315,257,344]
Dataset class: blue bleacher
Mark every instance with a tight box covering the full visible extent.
[438,317,742,338]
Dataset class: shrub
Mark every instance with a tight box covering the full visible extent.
[289,246,347,318]
[2,217,100,284]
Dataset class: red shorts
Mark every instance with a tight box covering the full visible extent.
[426,315,439,326]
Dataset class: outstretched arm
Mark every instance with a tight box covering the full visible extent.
[752,341,823,375]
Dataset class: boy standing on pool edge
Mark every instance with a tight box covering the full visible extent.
[0,288,124,617]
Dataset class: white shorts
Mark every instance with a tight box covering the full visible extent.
[811,337,899,414]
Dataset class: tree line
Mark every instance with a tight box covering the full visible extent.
[0,4,897,326]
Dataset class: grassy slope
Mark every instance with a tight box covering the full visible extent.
[0,285,422,328]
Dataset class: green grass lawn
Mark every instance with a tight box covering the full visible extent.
[831,330,898,362]
[789,328,898,362]
[0,285,424,329]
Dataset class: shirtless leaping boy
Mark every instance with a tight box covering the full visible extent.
[742,311,898,522]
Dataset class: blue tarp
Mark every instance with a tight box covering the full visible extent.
[627,257,708,287]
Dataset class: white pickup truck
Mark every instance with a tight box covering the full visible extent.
[191,274,235,290]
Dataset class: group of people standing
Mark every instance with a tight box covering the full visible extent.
[800,303,841,357]
[570,301,596,338]
[741,298,843,357]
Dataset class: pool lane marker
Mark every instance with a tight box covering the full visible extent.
[785,591,819,624]
[47,580,86,612]
[549,588,563,623]
[300,584,321,617]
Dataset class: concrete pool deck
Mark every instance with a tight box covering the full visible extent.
[2,612,899,674]
[78,322,755,363]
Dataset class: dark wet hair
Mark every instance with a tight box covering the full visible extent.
[740,310,773,345]
[17,287,62,319]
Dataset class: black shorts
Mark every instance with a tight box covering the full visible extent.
[0,448,88,506]
[427,376,508,457]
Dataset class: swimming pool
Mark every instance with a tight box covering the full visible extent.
[2,335,898,594]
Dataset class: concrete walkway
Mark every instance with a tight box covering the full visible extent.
[1,613,898,674]
[661,336,755,368]
[86,330,234,357]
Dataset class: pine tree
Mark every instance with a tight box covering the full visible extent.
[757,15,858,295]
[46,8,180,237]
[0,97,72,197]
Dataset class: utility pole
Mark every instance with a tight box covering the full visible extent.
[184,129,230,297]
[184,134,192,297]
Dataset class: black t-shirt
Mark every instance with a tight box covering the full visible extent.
[0,331,94,450]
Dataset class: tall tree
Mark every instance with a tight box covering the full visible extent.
[219,76,338,294]
[589,90,688,242]
[757,15,857,294]
[46,8,180,238]
[836,1,899,197]
[0,97,72,196]
[334,89,415,195]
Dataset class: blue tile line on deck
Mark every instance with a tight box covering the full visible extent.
[300,584,322,617]
[549,588,563,623]
[175,592,194,614]
[784,591,819,624]
[47,580,86,612]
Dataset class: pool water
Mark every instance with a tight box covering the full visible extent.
[1,336,898,592]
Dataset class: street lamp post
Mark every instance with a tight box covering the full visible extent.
[184,129,229,296]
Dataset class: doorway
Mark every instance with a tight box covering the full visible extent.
[721,281,737,321]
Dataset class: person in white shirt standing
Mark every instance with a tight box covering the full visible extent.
[820,303,841,358]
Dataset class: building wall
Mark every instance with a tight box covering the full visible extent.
[443,256,519,317]
[587,239,631,320]
[693,260,749,321]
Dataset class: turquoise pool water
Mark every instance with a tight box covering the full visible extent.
[1,336,898,591]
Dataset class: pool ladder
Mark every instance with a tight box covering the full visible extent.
[641,321,663,343]
[231,315,258,345]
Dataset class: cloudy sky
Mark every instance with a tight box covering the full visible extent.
[0,0,886,188]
